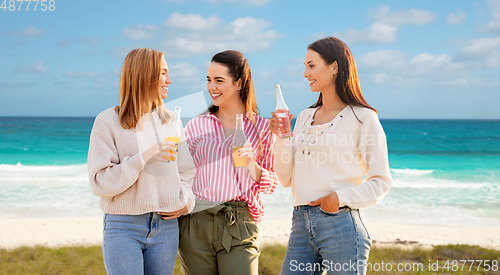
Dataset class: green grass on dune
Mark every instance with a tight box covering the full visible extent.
[0,244,499,275]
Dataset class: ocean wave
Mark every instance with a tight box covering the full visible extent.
[0,163,88,185]
[0,163,87,171]
[0,176,89,183]
[390,168,434,175]
[392,176,500,191]
[391,178,495,189]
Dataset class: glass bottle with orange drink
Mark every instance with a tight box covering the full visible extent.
[163,106,181,161]
[231,114,248,167]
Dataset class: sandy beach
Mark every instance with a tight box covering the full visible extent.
[0,216,498,250]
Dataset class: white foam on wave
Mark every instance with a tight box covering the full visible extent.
[0,163,88,183]
[0,176,89,183]
[0,163,498,226]
[390,168,434,175]
[391,178,493,189]
[0,163,87,172]
[0,163,100,218]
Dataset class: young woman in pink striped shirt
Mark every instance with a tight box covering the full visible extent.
[178,50,279,275]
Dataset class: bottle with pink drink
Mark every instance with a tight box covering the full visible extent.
[275,84,293,138]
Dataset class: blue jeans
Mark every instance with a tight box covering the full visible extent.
[102,213,179,275]
[280,206,371,275]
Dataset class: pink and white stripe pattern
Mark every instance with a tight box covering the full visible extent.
[185,113,278,223]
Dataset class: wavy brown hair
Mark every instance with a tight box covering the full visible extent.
[115,48,169,129]
[207,50,259,117]
[308,37,376,118]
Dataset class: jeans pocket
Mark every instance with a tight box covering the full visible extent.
[318,206,347,216]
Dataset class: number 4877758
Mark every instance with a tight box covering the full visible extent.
[1,0,55,11]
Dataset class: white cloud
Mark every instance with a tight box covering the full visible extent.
[63,70,96,78]
[245,0,272,6]
[161,13,281,57]
[57,39,72,48]
[370,6,436,26]
[110,46,135,58]
[358,45,498,90]
[78,51,96,56]
[357,50,406,71]
[91,68,121,90]
[78,36,100,46]
[335,6,435,46]
[408,53,459,76]
[335,23,398,46]
[206,0,272,6]
[309,32,328,42]
[484,0,500,35]
[448,8,467,25]
[118,13,280,57]
[256,58,309,95]
[13,61,50,74]
[453,37,500,68]
[169,62,203,85]
[10,26,44,37]
[122,24,157,40]
[57,37,100,48]
[165,12,222,31]
[357,50,466,86]
[0,81,33,91]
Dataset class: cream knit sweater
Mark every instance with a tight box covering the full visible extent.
[274,106,392,209]
[87,107,196,215]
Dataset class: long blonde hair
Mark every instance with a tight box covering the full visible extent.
[115,48,169,129]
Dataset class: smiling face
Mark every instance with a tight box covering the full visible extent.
[159,56,172,99]
[303,49,337,93]
[206,61,242,109]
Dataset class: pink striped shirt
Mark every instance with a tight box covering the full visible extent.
[185,113,279,223]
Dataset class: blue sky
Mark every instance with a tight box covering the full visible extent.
[0,0,499,119]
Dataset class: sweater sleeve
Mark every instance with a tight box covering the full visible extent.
[177,127,196,213]
[87,114,145,199]
[335,112,392,209]
[273,111,303,188]
[257,128,279,195]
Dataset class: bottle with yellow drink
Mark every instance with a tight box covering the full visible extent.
[231,114,248,168]
[163,106,182,161]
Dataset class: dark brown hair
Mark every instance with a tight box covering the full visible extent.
[308,37,376,117]
[207,50,259,116]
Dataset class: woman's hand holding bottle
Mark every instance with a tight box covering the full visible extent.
[269,111,293,137]
[236,142,256,167]
[141,140,178,164]
[236,142,262,182]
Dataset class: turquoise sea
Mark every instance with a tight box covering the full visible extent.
[0,117,499,227]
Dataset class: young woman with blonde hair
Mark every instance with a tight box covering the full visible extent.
[270,37,392,275]
[87,48,195,275]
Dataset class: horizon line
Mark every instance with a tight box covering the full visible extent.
[0,116,499,121]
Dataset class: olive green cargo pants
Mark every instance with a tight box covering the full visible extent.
[178,201,260,275]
